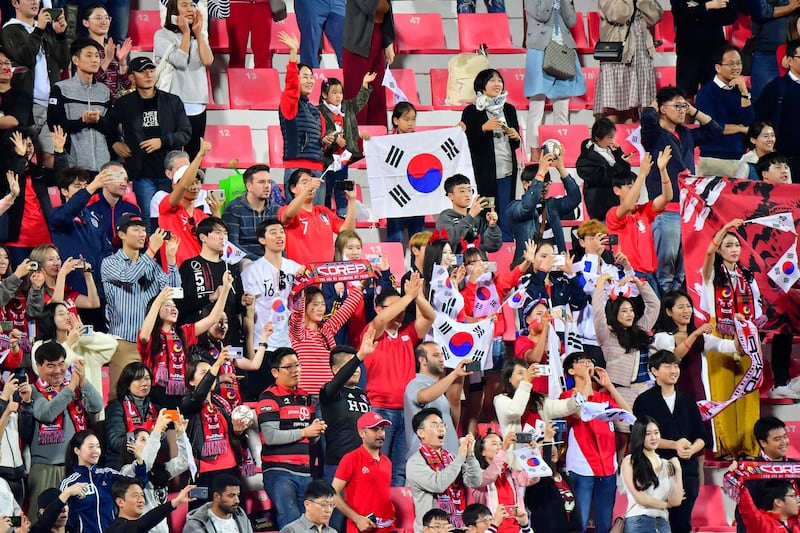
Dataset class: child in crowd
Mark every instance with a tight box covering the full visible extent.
[318,74,375,216]
[385,102,425,244]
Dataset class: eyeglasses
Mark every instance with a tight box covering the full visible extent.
[425,523,452,532]
[573,359,594,367]
[426,422,447,430]
[664,103,690,110]
[719,61,743,67]
[0,61,12,67]
[278,363,302,371]
[307,500,336,510]
[785,493,800,500]
[89,15,111,21]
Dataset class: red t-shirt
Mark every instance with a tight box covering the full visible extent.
[495,471,521,533]
[7,176,51,247]
[278,204,343,265]
[514,335,548,395]
[43,287,81,317]
[363,323,420,409]
[605,202,658,274]
[158,196,207,270]
[559,389,618,477]
[334,446,395,533]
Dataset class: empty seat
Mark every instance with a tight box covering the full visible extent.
[208,18,229,52]
[383,68,432,111]
[571,12,592,54]
[394,13,454,54]
[203,125,257,168]
[429,68,470,110]
[691,485,737,532]
[270,13,301,55]
[614,124,641,166]
[655,10,675,52]
[129,10,161,51]
[390,487,416,533]
[227,68,281,110]
[569,67,598,110]
[498,68,529,110]
[267,125,285,169]
[458,13,523,54]
[654,66,677,90]
[537,124,590,167]
[587,11,602,49]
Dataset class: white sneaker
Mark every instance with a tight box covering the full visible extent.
[770,385,800,400]
[788,376,800,395]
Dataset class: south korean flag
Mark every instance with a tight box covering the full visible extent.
[365,127,476,218]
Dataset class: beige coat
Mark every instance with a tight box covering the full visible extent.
[598,0,663,64]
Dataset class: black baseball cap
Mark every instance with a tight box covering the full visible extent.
[129,56,156,72]
[116,213,145,232]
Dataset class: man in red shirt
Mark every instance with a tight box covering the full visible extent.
[737,480,800,533]
[332,411,396,533]
[278,169,357,265]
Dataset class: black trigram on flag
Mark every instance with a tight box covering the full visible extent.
[441,138,459,160]
[441,348,452,361]
[472,349,486,362]
[385,145,404,168]
[389,185,411,207]
[440,298,458,317]
[437,320,454,336]
[473,324,486,338]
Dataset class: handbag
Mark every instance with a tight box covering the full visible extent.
[593,0,638,63]
[155,41,176,92]
[609,516,625,533]
[543,12,577,80]
[446,44,490,105]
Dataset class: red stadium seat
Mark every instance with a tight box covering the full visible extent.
[309,68,344,108]
[613,491,628,520]
[206,72,227,110]
[267,125,284,169]
[168,500,187,532]
[691,485,737,532]
[655,10,675,52]
[654,66,677,90]
[363,241,407,275]
[48,186,62,208]
[390,487,416,533]
[571,12,592,54]
[129,10,161,51]
[537,124,589,167]
[227,68,282,110]
[270,13,301,55]
[497,68,529,110]
[208,18,229,52]
[429,69,470,110]
[203,125,257,168]
[384,68,432,111]
[394,13,454,54]
[587,11,601,49]
[570,67,598,110]
[458,14,523,54]
[614,123,641,166]
[350,125,388,169]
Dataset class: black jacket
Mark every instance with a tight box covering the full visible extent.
[575,139,633,221]
[29,492,79,533]
[1,22,70,99]
[104,395,160,469]
[107,502,174,533]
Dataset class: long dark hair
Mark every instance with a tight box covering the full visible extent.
[422,239,451,298]
[35,302,68,341]
[65,429,99,472]
[500,359,544,414]
[713,231,754,288]
[118,428,170,486]
[163,0,185,33]
[606,296,652,352]
[654,290,698,335]
[144,294,187,367]
[116,362,154,402]
[0,245,11,278]
[629,416,660,492]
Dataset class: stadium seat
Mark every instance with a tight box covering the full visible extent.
[227,68,282,110]
[267,125,284,169]
[48,186,62,208]
[168,501,187,532]
[203,125,257,168]
[458,13,523,54]
[309,68,344,107]
[363,242,407,275]
[655,10,675,52]
[429,68,470,110]
[208,18,229,52]
[587,11,601,49]
[497,68,528,110]
[270,13,302,55]
[487,242,515,280]
[129,10,161,51]
[691,485,737,532]
[383,68,432,111]
[390,487,416,533]
[569,67,598,110]
[654,66,677,90]
[537,124,589,167]
[614,123,641,166]
[206,72,228,110]
[613,491,628,520]
[571,12,592,54]
[394,13,454,54]
[350,125,389,169]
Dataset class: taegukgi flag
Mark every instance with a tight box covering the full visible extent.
[365,127,476,218]
[432,313,494,370]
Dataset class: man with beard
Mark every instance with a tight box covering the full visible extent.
[182,475,252,533]
[222,164,280,263]
[332,411,396,533]
[108,479,196,533]
[403,342,473,457]
[30,484,87,533]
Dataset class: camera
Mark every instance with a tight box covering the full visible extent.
[27,260,39,271]
[464,360,481,373]
[607,234,619,246]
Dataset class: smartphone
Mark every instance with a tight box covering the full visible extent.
[170,14,178,24]
[9,517,21,527]
[127,434,136,445]
[366,514,377,523]
[464,360,481,373]
[228,347,244,360]
[189,487,208,499]
[209,189,226,201]
[13,368,27,383]
[74,259,86,270]
[0,321,12,333]
[515,432,533,444]
[46,8,61,19]
[551,255,566,270]
[27,260,40,271]
[534,364,552,376]
[485,197,496,209]
[161,230,172,241]
[453,254,464,266]
[552,419,568,433]
[80,325,94,336]
[109,169,127,183]
[171,287,184,299]
[334,180,355,191]
[607,234,619,246]
[163,409,180,421]
[486,262,497,273]
[365,254,381,266]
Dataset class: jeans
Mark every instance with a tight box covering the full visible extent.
[284,168,326,205]
[133,176,172,234]
[386,216,425,244]
[323,167,349,217]
[634,270,661,298]
[652,211,683,295]
[496,175,514,241]
[372,407,406,486]
[457,0,506,13]
[668,473,698,533]
[263,470,312,529]
[750,50,779,103]
[295,0,345,67]
[186,111,207,160]
[568,472,616,533]
[624,515,671,533]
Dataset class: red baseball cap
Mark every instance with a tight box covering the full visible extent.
[357,411,392,431]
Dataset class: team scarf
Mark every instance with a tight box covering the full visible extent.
[122,394,157,433]
[153,329,187,396]
[35,378,88,444]
[200,397,230,459]
[723,460,800,502]
[291,260,378,297]
[696,318,763,421]
[714,265,756,337]
[207,344,242,408]
[418,442,466,527]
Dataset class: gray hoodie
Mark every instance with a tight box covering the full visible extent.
[183,502,253,533]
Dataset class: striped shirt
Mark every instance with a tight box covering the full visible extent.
[257,383,315,474]
[289,289,362,395]
[101,250,180,342]
[221,195,280,260]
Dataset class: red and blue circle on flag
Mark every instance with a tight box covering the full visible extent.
[406,153,443,193]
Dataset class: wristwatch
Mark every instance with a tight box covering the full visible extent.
[741,93,751,100]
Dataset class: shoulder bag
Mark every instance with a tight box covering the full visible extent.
[543,11,578,80]
[593,0,637,62]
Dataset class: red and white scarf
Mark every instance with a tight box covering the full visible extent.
[122,395,157,433]
[200,398,230,459]
[35,378,88,444]
[714,265,755,337]
[418,443,466,527]
[153,329,187,396]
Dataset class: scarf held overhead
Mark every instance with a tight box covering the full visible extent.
[291,260,378,297]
